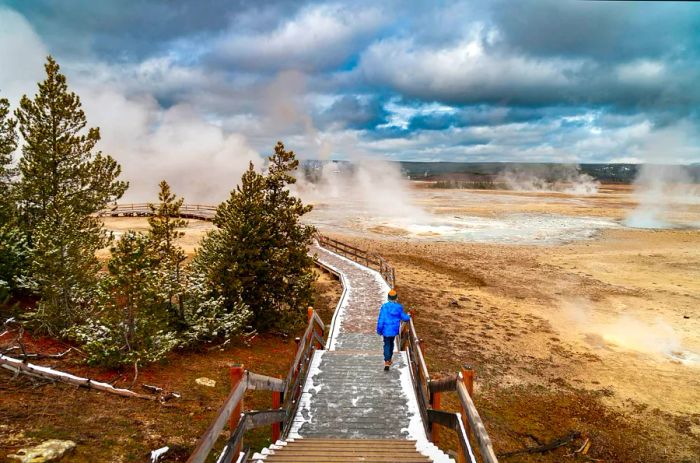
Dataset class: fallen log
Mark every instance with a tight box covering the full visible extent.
[0,354,155,400]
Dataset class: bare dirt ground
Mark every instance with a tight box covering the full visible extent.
[327,185,700,462]
[96,216,215,259]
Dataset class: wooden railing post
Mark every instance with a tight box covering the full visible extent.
[430,392,441,444]
[462,364,474,396]
[458,364,475,463]
[272,390,281,442]
[229,364,245,455]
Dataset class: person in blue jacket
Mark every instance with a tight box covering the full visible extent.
[376,289,411,370]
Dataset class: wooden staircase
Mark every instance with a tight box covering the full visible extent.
[251,438,450,462]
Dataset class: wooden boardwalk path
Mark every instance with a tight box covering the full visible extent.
[252,245,453,461]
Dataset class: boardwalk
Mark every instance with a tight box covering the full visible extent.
[279,244,452,461]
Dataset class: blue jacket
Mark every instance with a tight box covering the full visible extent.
[376,301,411,337]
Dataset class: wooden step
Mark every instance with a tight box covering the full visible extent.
[254,439,434,463]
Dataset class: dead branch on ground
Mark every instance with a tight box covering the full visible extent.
[3,346,73,360]
[498,431,582,459]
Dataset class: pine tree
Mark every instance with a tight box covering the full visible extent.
[197,142,316,331]
[0,95,27,294]
[0,225,29,294]
[263,142,316,327]
[181,255,251,345]
[69,231,178,367]
[14,56,128,331]
[0,95,18,222]
[148,181,187,324]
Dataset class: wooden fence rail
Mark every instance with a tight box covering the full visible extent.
[316,233,396,288]
[97,203,217,220]
[187,308,325,463]
[399,316,497,463]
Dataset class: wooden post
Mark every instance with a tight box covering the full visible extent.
[271,390,281,442]
[430,390,441,444]
[462,364,474,396]
[229,364,245,455]
[458,364,475,463]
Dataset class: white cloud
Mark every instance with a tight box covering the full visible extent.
[616,59,666,85]
[359,26,587,104]
[378,99,456,130]
[212,3,385,71]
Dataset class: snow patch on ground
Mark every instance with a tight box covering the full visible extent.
[398,350,455,462]
[287,350,325,439]
[312,246,350,351]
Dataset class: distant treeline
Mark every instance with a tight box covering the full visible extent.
[300,160,700,185]
[400,162,700,184]
[399,162,642,183]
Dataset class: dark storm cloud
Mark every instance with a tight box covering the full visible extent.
[489,0,700,61]
[3,0,300,60]
[316,95,389,130]
[1,0,698,163]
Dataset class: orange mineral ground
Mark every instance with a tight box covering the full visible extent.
[307,183,700,462]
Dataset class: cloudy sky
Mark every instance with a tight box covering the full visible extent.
[1,0,699,197]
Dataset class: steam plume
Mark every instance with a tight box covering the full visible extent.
[497,164,599,195]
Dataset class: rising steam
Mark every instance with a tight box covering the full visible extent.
[497,164,599,195]
[625,164,700,229]
[295,159,429,222]
[561,299,697,365]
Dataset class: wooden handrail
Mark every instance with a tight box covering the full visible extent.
[428,375,458,393]
[97,203,217,221]
[187,379,247,463]
[279,309,325,437]
[457,377,498,463]
[247,372,285,392]
[400,315,495,462]
[187,357,320,463]
[426,409,477,462]
[408,320,430,382]
[215,409,288,463]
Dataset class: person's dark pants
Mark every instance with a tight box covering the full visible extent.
[383,336,395,362]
